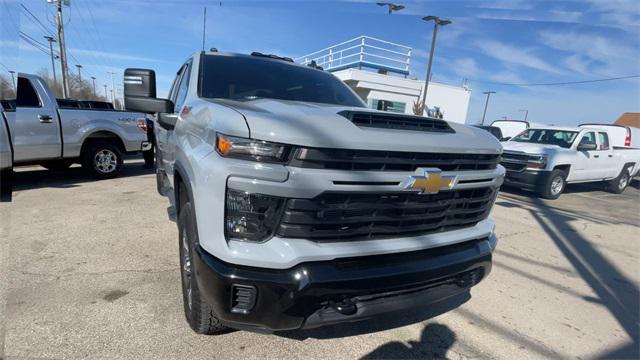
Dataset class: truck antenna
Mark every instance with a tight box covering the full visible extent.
[202,7,207,52]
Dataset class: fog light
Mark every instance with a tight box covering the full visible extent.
[225,189,284,242]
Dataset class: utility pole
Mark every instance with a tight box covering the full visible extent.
[44,36,58,88]
[91,76,96,96]
[481,91,495,125]
[108,71,117,107]
[75,64,82,82]
[202,7,207,51]
[519,109,529,121]
[54,0,71,99]
[8,70,16,93]
[103,84,108,98]
[420,16,451,116]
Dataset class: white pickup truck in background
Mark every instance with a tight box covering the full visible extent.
[7,73,151,179]
[579,123,640,149]
[500,126,640,199]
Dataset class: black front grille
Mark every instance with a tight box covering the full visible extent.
[289,148,500,172]
[501,161,526,172]
[276,187,496,241]
[501,151,530,172]
[340,111,454,133]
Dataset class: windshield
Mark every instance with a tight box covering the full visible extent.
[199,55,366,107]
[511,129,578,148]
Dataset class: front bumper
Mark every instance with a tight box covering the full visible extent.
[193,235,495,332]
[503,169,552,190]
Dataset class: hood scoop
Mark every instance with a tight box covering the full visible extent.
[339,110,454,133]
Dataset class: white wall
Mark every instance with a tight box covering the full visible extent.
[334,68,471,124]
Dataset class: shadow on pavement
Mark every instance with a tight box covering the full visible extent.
[12,160,154,192]
[277,292,470,341]
[499,194,639,359]
[361,323,456,360]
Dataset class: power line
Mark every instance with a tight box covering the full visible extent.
[469,75,640,87]
[20,3,55,36]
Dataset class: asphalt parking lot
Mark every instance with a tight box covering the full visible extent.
[1,160,638,359]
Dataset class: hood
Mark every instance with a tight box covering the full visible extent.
[501,141,566,154]
[207,98,501,154]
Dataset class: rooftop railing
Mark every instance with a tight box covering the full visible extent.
[295,36,412,76]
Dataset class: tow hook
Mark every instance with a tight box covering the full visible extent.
[329,299,357,315]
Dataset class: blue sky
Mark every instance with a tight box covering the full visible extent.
[1,0,639,125]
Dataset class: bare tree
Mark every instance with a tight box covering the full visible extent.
[36,68,109,102]
[0,74,16,99]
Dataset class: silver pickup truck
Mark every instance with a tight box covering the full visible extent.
[1,99,14,201]
[124,51,504,334]
[5,73,151,179]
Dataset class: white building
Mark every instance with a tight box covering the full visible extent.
[296,36,471,124]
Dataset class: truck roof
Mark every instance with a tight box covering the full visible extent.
[528,125,594,132]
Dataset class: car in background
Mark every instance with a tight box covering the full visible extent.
[491,120,529,140]
[0,99,14,201]
[473,125,503,140]
[501,126,640,199]
[7,73,151,178]
[579,124,640,149]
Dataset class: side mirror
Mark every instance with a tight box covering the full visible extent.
[577,143,597,151]
[124,68,174,114]
[501,137,511,141]
[157,113,178,131]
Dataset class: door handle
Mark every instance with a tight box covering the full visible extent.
[608,154,613,158]
[593,155,599,158]
[38,115,53,123]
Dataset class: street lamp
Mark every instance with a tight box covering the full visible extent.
[376,2,405,14]
[481,91,496,125]
[44,36,58,87]
[103,84,108,98]
[91,76,96,96]
[75,64,82,83]
[519,109,529,121]
[420,15,451,116]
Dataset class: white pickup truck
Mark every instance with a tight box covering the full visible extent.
[123,51,504,334]
[501,126,640,199]
[5,73,151,179]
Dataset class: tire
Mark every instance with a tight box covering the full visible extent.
[539,169,566,200]
[607,167,631,194]
[81,141,123,179]
[143,147,154,168]
[0,168,12,202]
[40,160,73,171]
[178,197,228,335]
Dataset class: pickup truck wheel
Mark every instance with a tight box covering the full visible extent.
[40,160,73,171]
[607,167,630,194]
[82,141,123,179]
[539,169,566,200]
[178,201,228,335]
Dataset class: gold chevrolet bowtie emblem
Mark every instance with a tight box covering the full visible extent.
[400,168,457,194]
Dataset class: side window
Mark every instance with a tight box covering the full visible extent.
[16,77,42,108]
[174,61,192,113]
[598,132,610,150]
[168,65,185,104]
[579,132,596,146]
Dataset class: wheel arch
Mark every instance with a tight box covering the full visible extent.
[80,130,126,156]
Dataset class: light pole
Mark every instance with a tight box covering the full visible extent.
[8,70,16,93]
[44,36,58,88]
[103,84,108,98]
[75,64,82,83]
[481,91,495,125]
[519,109,529,121]
[91,76,96,96]
[420,15,451,116]
[376,2,405,14]
[107,71,117,105]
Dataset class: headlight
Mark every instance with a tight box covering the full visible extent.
[216,133,291,163]
[225,189,284,242]
[526,154,548,169]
